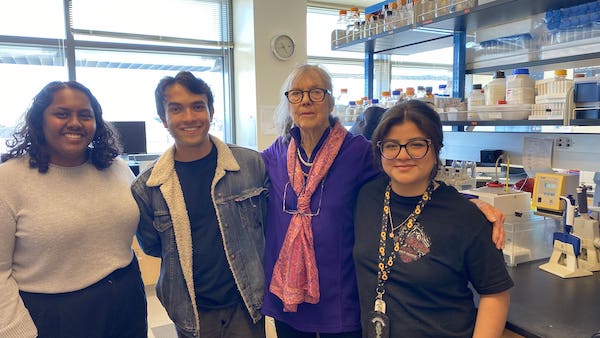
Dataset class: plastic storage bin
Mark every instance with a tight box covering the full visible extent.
[531,70,574,120]
[470,104,532,120]
[574,75,600,103]
[504,211,560,267]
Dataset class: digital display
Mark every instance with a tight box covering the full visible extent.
[544,182,557,189]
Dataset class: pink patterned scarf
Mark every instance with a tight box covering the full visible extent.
[269,122,347,312]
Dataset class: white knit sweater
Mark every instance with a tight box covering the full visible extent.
[0,156,140,338]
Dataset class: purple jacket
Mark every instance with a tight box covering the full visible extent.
[261,127,380,333]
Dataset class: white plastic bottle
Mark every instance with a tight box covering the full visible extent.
[437,84,450,97]
[485,70,506,105]
[334,88,349,118]
[468,84,485,111]
[380,91,391,108]
[391,89,403,104]
[404,87,416,101]
[345,101,357,123]
[416,86,426,99]
[354,99,365,123]
[346,7,360,42]
[506,68,535,105]
[333,10,348,47]
[550,69,573,96]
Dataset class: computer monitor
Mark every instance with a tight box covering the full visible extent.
[110,121,147,155]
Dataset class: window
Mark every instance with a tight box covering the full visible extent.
[0,0,232,154]
[0,0,65,38]
[307,8,365,102]
[74,49,225,153]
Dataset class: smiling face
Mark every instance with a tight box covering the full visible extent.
[288,69,334,135]
[381,121,437,197]
[161,83,213,161]
[42,88,96,167]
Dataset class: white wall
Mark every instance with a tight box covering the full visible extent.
[233,0,307,151]
[443,132,600,173]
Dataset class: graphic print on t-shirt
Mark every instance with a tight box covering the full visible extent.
[398,222,431,263]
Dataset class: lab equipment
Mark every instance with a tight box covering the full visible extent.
[461,186,531,216]
[539,195,593,278]
[503,211,559,267]
[437,161,477,191]
[572,186,600,271]
[532,172,579,213]
[593,172,600,208]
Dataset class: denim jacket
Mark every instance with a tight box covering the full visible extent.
[131,135,268,337]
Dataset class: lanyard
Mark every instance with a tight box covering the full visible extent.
[374,181,434,314]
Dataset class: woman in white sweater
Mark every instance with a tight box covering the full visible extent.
[0,81,147,338]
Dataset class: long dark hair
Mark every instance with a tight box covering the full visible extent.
[4,81,121,173]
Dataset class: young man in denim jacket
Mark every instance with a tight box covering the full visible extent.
[131,71,267,337]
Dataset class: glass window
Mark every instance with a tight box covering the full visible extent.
[71,0,225,43]
[0,1,65,38]
[307,8,364,59]
[0,44,68,153]
[307,8,365,101]
[0,1,233,155]
[390,47,453,93]
[75,49,225,153]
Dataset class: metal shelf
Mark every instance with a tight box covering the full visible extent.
[570,119,600,126]
[333,0,596,58]
[443,119,600,128]
[334,0,600,131]
[443,119,563,127]
[466,52,600,74]
[331,25,454,55]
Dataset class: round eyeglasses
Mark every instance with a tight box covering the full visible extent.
[284,88,330,104]
[377,139,432,160]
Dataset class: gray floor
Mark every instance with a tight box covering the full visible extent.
[151,324,177,338]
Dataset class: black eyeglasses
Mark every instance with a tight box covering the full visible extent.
[377,139,432,160]
[284,88,330,104]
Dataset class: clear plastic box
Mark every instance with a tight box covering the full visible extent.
[503,211,560,267]
[470,104,532,120]
[530,97,568,120]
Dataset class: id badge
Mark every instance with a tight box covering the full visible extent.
[367,310,390,338]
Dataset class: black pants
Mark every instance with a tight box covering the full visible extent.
[176,302,265,338]
[20,256,147,338]
[275,319,361,338]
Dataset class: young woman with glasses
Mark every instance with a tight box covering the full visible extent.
[354,100,513,338]
[261,64,507,337]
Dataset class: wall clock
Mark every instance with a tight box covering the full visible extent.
[271,34,295,61]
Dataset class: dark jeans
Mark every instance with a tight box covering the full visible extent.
[20,256,147,338]
[176,302,265,338]
[275,320,362,338]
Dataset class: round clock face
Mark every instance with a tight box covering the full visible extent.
[271,34,295,60]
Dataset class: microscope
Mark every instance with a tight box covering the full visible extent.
[539,186,600,278]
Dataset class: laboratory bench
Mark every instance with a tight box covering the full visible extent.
[505,259,600,338]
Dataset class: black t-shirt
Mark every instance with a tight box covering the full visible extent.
[354,175,513,337]
[175,145,241,310]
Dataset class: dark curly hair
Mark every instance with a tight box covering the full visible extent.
[4,81,121,173]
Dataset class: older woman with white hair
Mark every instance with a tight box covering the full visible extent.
[260,64,505,337]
